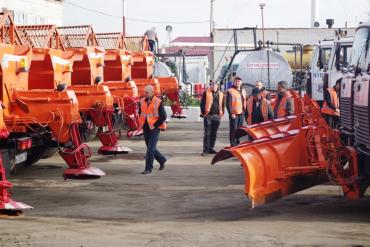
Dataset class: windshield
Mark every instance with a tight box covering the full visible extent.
[351,26,370,71]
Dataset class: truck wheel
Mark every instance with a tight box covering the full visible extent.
[1,150,14,177]
[24,146,43,166]
[40,147,58,159]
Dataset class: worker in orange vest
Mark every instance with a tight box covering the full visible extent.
[138,85,167,174]
[226,76,247,146]
[200,80,224,156]
[272,81,294,118]
[322,79,341,128]
[245,87,274,125]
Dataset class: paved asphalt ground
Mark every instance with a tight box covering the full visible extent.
[1,122,370,247]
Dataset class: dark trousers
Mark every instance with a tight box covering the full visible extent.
[148,40,156,53]
[143,127,166,171]
[324,114,340,129]
[203,114,221,152]
[229,114,244,146]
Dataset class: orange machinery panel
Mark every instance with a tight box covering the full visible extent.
[124,36,154,79]
[96,32,133,81]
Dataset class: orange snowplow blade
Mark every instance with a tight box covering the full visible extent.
[235,93,321,140]
[235,116,299,140]
[213,123,360,207]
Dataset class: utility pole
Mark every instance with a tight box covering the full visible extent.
[259,3,266,45]
[210,0,216,80]
[210,0,215,34]
[122,0,126,35]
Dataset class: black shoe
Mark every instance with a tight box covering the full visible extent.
[209,149,217,154]
[159,159,166,170]
[141,170,152,174]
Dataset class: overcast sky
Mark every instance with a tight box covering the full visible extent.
[64,0,370,45]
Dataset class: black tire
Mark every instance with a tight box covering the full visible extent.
[24,146,43,166]
[40,147,58,159]
[1,149,13,177]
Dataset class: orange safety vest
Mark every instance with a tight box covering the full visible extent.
[228,87,246,115]
[139,96,167,129]
[205,89,224,116]
[272,91,292,118]
[246,98,269,125]
[322,87,339,116]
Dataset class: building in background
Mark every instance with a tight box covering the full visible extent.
[0,0,64,25]
[165,36,211,86]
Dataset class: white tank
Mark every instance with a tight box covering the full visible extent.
[153,61,173,77]
[236,50,293,90]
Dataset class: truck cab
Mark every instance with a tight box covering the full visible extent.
[307,40,333,104]
[326,37,353,88]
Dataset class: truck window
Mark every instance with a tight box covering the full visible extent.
[335,45,352,70]
[316,47,331,69]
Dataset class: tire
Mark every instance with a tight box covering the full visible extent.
[1,149,13,177]
[40,147,58,159]
[24,146,43,166]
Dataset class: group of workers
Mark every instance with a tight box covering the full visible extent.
[140,26,341,170]
[200,76,295,156]
[137,76,340,173]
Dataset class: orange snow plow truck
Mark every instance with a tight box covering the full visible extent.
[212,23,370,207]
[0,12,104,180]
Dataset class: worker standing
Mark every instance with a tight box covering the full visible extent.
[255,81,263,90]
[144,27,159,53]
[322,79,341,128]
[226,76,247,146]
[272,81,294,118]
[200,81,224,156]
[245,87,274,125]
[138,85,167,174]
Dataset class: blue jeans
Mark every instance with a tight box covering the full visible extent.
[148,40,156,53]
[229,114,244,146]
[144,127,166,171]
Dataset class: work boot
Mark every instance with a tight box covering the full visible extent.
[159,159,166,170]
[141,170,152,174]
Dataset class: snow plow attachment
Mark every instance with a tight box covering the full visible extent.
[235,93,321,140]
[212,120,361,207]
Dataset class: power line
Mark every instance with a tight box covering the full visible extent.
[65,1,209,24]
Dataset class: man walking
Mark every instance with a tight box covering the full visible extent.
[245,87,274,125]
[272,81,295,118]
[200,81,224,156]
[226,76,247,146]
[139,85,167,174]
